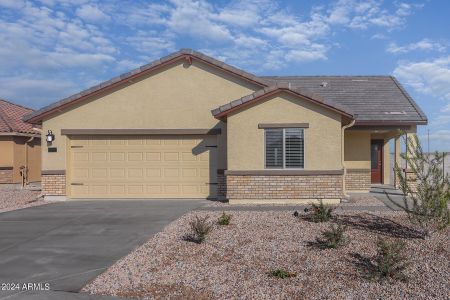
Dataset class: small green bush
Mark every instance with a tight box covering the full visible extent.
[310,200,334,222]
[354,238,410,281]
[269,269,297,279]
[372,238,409,281]
[217,212,232,225]
[318,222,348,249]
[188,215,213,243]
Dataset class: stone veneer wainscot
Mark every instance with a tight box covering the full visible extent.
[345,169,371,191]
[41,171,66,196]
[225,170,344,204]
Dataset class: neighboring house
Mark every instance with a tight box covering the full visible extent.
[24,49,427,203]
[0,99,41,184]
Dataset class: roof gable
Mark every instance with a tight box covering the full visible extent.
[0,99,38,135]
[212,83,354,119]
[24,49,268,124]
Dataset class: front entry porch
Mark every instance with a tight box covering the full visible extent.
[344,124,417,193]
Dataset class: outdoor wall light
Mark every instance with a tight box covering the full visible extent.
[46,130,55,142]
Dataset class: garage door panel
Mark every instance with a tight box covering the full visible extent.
[92,152,108,161]
[164,152,179,161]
[146,152,161,161]
[92,168,108,178]
[69,135,216,198]
[110,168,126,178]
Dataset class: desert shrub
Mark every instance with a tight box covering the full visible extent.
[355,238,409,282]
[388,132,450,235]
[268,269,297,279]
[318,222,348,249]
[187,215,213,244]
[217,212,232,225]
[372,239,409,281]
[309,200,334,222]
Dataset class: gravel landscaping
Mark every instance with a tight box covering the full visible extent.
[84,209,450,300]
[0,185,49,213]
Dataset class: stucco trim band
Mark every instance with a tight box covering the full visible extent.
[225,169,344,176]
[42,170,66,175]
[61,128,221,135]
[0,166,13,170]
[258,123,309,129]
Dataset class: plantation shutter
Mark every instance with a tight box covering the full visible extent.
[264,128,305,169]
[265,129,283,168]
[285,128,304,168]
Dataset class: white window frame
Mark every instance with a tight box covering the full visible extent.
[264,128,305,169]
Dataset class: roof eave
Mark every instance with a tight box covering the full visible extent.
[0,131,41,137]
[24,49,268,124]
[212,87,354,120]
[354,120,428,126]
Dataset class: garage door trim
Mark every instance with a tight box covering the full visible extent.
[61,128,221,135]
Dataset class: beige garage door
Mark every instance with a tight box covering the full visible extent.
[68,135,217,198]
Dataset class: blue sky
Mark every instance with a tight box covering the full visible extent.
[0,0,449,150]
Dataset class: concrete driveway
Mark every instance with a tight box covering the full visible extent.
[0,200,205,299]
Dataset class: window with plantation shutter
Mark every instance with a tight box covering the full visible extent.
[265,129,283,168]
[264,128,304,169]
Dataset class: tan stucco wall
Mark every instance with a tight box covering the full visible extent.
[12,137,26,182]
[12,137,42,183]
[227,92,343,170]
[0,137,14,167]
[26,138,41,182]
[41,60,261,171]
[344,131,371,169]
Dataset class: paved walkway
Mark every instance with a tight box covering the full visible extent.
[198,186,408,213]
[0,200,205,300]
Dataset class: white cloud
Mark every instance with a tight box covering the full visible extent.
[427,130,450,142]
[327,0,421,30]
[76,4,111,23]
[387,39,446,54]
[0,0,25,9]
[393,56,450,100]
[126,31,176,56]
[0,0,426,108]
[394,56,450,149]
[0,75,77,108]
[286,45,328,63]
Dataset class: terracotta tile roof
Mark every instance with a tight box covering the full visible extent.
[0,99,38,135]
[211,82,354,119]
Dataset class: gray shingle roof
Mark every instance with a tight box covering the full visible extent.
[261,76,427,123]
[211,82,354,118]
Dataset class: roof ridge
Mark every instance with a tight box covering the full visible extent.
[0,98,34,112]
[260,75,393,78]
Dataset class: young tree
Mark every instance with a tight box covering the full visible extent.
[389,132,450,236]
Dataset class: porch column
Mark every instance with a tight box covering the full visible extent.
[394,135,401,188]
[383,139,390,185]
[405,132,419,193]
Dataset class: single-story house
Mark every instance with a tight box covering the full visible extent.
[24,49,427,203]
[0,99,41,184]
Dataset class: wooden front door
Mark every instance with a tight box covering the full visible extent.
[371,140,383,184]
